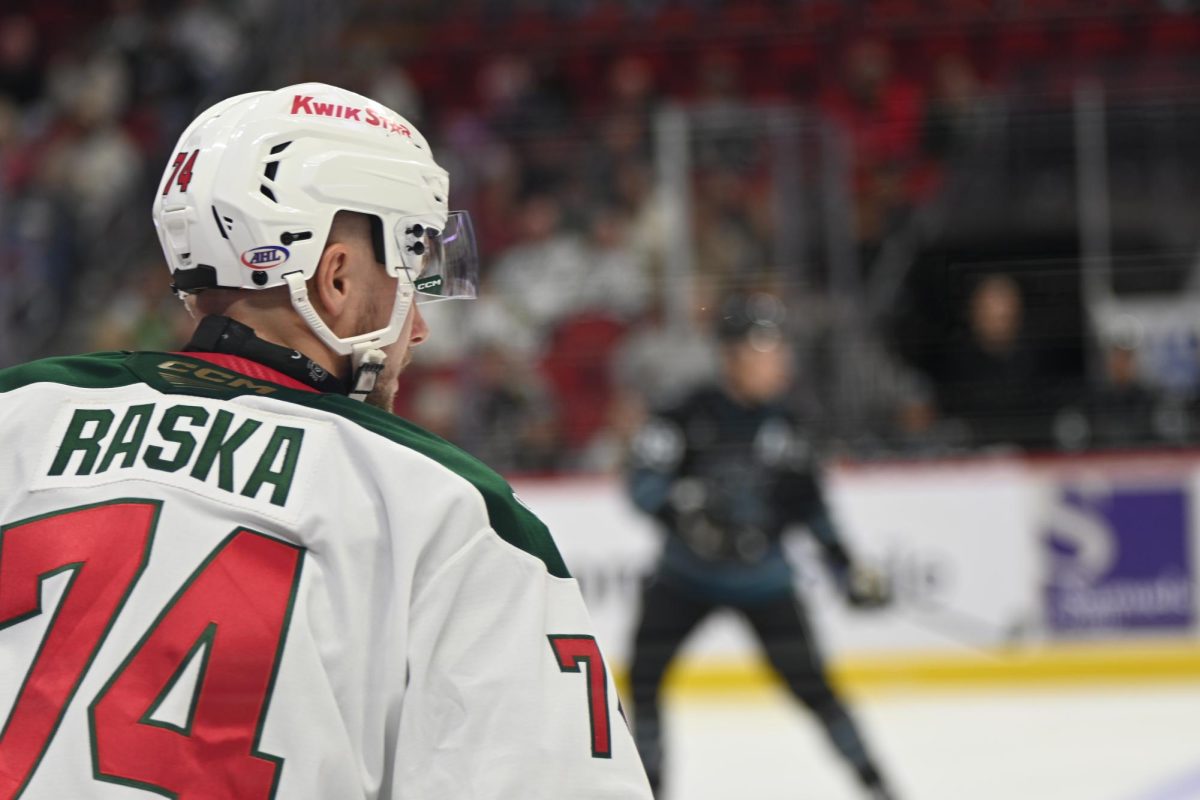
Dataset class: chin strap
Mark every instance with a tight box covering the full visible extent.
[284,270,415,403]
[349,346,386,400]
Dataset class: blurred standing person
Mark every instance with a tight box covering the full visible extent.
[940,274,1055,447]
[625,293,896,799]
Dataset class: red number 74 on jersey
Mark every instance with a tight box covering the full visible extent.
[0,499,304,800]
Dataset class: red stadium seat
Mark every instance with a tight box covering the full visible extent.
[577,2,628,44]
[917,32,973,62]
[767,40,823,99]
[505,10,556,48]
[1066,19,1128,61]
[1009,0,1098,20]
[431,15,484,52]
[864,0,928,31]
[651,4,703,40]
[991,23,1054,73]
[1146,14,1200,53]
[720,1,778,36]
[795,0,847,35]
[540,315,629,450]
[405,54,454,99]
[933,0,997,23]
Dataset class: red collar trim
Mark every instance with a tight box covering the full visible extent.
[175,352,322,394]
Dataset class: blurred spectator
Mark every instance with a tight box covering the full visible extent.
[484,195,651,339]
[0,0,264,372]
[575,385,647,473]
[486,193,588,335]
[0,16,43,109]
[12,0,1200,472]
[939,274,1056,448]
[921,53,992,162]
[613,285,721,410]
[691,50,755,171]
[367,60,422,124]
[461,342,562,473]
[586,56,657,209]
[41,48,140,236]
[609,54,658,120]
[478,54,571,197]
[1055,335,1189,450]
[820,38,925,246]
[109,9,203,152]
[692,168,770,290]
[802,306,942,453]
[407,372,466,441]
[104,0,152,56]
[170,0,242,85]
[683,50,781,289]
[578,203,653,317]
[340,42,424,125]
[584,109,650,202]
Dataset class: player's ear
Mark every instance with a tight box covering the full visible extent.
[311,242,353,330]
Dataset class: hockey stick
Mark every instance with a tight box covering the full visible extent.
[894,600,1037,659]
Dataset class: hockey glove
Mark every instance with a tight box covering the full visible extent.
[844,564,892,610]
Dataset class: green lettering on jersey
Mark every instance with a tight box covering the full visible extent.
[190,410,261,491]
[6,352,569,576]
[48,408,115,476]
[240,426,304,507]
[143,405,209,473]
[96,404,155,474]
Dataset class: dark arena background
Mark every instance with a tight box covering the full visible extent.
[4,1,1200,797]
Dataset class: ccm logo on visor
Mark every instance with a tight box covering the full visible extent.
[241,246,289,269]
[415,275,443,294]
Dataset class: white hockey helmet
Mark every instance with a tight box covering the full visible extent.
[152,82,478,396]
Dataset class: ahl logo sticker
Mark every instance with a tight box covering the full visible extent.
[241,246,289,269]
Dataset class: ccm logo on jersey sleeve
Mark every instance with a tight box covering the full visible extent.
[38,402,307,509]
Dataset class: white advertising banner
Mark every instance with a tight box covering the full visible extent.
[513,452,1200,668]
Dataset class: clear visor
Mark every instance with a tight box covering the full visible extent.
[395,211,479,302]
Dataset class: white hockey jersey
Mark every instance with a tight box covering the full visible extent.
[0,350,652,800]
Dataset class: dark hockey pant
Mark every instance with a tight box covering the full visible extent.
[629,575,884,793]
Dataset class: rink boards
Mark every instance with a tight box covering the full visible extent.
[512,450,1200,693]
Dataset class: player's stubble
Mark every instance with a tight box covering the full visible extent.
[361,289,416,413]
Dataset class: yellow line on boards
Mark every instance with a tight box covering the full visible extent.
[613,641,1200,698]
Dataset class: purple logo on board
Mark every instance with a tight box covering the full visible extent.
[1043,485,1193,633]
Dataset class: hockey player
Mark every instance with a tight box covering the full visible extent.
[0,84,651,799]
[627,292,896,799]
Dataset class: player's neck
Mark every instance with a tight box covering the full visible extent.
[220,310,349,382]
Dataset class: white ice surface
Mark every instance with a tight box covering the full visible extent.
[659,682,1200,800]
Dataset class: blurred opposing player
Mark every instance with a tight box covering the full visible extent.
[0,83,651,799]
[627,292,895,799]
